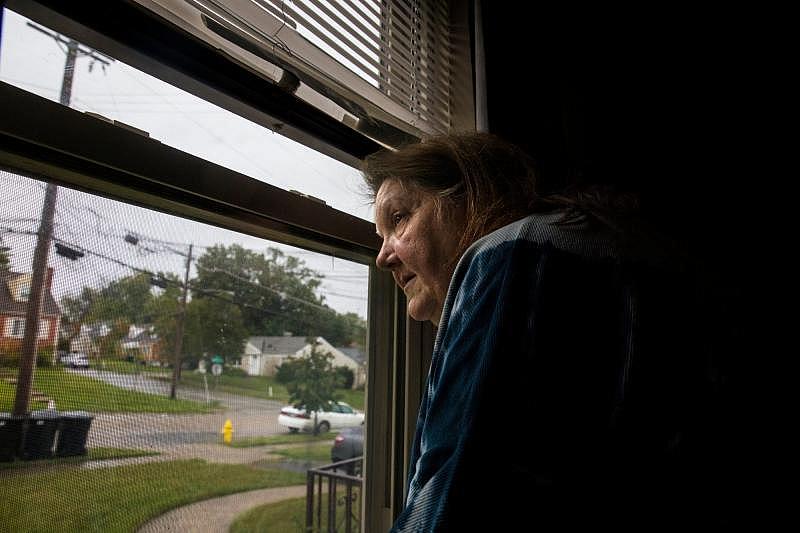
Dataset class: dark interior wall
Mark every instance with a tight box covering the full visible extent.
[479,4,742,251]
[480,5,768,520]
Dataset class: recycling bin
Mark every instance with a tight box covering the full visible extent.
[0,413,25,462]
[55,411,94,457]
[21,409,59,460]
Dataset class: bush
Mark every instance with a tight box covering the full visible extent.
[275,359,301,384]
[0,339,54,368]
[224,366,247,377]
[334,366,354,389]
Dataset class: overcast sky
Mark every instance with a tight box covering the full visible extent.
[0,8,371,319]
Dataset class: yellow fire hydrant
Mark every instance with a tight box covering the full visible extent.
[222,419,233,445]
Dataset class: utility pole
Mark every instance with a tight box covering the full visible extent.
[12,183,57,417]
[12,26,111,416]
[170,244,192,400]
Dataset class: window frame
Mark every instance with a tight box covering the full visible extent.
[9,317,25,338]
[0,1,473,528]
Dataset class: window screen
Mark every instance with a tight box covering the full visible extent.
[1,7,370,532]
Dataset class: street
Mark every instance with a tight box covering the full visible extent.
[72,369,289,455]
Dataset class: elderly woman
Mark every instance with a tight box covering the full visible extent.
[364,132,716,531]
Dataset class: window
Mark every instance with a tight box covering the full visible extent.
[0,8,374,221]
[3,318,46,339]
[0,7,378,532]
[131,0,457,144]
[9,317,24,337]
[17,283,29,301]
[0,1,456,530]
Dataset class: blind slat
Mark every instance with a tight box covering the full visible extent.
[192,0,453,134]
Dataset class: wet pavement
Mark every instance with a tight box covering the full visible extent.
[72,369,288,453]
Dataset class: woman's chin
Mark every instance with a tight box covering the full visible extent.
[407,298,440,326]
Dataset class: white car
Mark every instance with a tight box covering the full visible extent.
[278,401,365,434]
[60,352,89,368]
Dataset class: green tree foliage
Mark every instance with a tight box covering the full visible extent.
[183,296,247,364]
[0,248,9,270]
[90,272,154,324]
[285,340,340,434]
[334,366,355,389]
[59,286,97,347]
[193,245,363,346]
[95,319,130,360]
[146,273,183,362]
[58,274,155,359]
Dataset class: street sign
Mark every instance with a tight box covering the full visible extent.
[211,363,223,376]
[211,355,224,364]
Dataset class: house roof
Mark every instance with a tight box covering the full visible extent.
[0,270,60,316]
[337,347,367,365]
[123,325,158,344]
[247,336,312,355]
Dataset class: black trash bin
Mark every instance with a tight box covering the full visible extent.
[22,409,59,460]
[55,411,94,457]
[0,413,26,462]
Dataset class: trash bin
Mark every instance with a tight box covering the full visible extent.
[55,411,94,457]
[0,413,25,462]
[21,409,59,461]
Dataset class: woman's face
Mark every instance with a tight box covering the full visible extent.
[375,179,464,326]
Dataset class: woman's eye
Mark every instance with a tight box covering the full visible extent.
[392,212,405,226]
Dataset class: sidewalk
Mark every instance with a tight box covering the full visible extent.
[137,484,307,532]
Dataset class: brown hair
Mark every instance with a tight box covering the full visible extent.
[362,132,551,254]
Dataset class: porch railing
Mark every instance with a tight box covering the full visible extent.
[306,457,363,533]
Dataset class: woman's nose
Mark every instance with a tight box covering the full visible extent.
[376,238,396,270]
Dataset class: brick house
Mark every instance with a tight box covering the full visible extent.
[0,267,61,363]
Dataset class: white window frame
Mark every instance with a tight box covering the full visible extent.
[9,317,25,338]
[4,317,50,339]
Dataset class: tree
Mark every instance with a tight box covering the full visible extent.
[194,245,351,342]
[90,272,154,325]
[59,286,97,348]
[285,340,340,434]
[183,296,247,366]
[0,248,9,271]
[77,273,156,360]
[147,273,183,363]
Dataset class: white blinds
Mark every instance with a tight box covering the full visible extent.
[150,0,455,142]
[260,0,453,133]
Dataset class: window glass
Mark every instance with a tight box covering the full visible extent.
[0,8,375,222]
[0,168,368,531]
[0,5,372,527]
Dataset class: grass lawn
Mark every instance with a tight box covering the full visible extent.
[178,372,291,401]
[1,459,306,532]
[0,368,218,413]
[230,431,336,448]
[176,372,365,410]
[230,497,308,533]
[267,443,332,463]
[231,493,361,533]
[0,447,158,471]
[96,360,171,376]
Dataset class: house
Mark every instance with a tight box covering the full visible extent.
[0,267,61,362]
[335,346,367,389]
[120,324,161,362]
[241,335,365,387]
[69,322,112,357]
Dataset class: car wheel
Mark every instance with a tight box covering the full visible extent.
[317,421,330,434]
[288,428,299,434]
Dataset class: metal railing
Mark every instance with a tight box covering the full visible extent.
[306,457,363,533]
